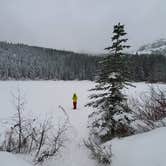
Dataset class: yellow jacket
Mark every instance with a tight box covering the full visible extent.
[72,94,78,102]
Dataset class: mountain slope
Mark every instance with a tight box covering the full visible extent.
[137,39,166,55]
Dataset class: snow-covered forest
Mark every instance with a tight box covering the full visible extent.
[0,41,166,82]
[0,42,98,80]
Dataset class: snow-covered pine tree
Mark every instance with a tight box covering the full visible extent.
[87,23,134,143]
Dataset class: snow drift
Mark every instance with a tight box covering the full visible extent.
[0,152,32,166]
[110,127,166,166]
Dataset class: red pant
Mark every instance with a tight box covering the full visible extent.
[73,102,77,109]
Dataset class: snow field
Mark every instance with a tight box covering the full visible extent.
[111,127,166,166]
[0,152,32,166]
[0,81,166,166]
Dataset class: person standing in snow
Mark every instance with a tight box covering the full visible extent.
[72,93,78,110]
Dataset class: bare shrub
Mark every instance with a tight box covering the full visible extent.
[0,89,69,164]
[1,88,35,153]
[34,116,68,164]
[84,137,112,165]
[131,86,166,132]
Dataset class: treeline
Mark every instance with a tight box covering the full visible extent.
[127,53,166,83]
[0,42,99,80]
[0,41,166,82]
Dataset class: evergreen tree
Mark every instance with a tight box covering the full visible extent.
[87,23,134,143]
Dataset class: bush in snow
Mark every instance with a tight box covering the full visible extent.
[0,89,68,164]
[84,137,112,165]
[34,117,68,164]
[86,23,135,143]
[131,86,166,133]
[0,88,33,153]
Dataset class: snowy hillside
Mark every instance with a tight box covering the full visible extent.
[0,81,166,166]
[111,127,166,166]
[0,41,98,80]
[137,39,166,54]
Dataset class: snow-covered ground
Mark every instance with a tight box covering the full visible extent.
[112,127,166,166]
[0,81,166,166]
[0,152,32,166]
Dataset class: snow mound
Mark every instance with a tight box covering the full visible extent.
[0,152,32,166]
[111,127,166,166]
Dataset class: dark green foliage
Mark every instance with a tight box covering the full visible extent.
[87,23,134,143]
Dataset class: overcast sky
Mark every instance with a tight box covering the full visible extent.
[0,0,165,53]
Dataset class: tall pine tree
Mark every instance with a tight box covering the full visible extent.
[87,23,134,143]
